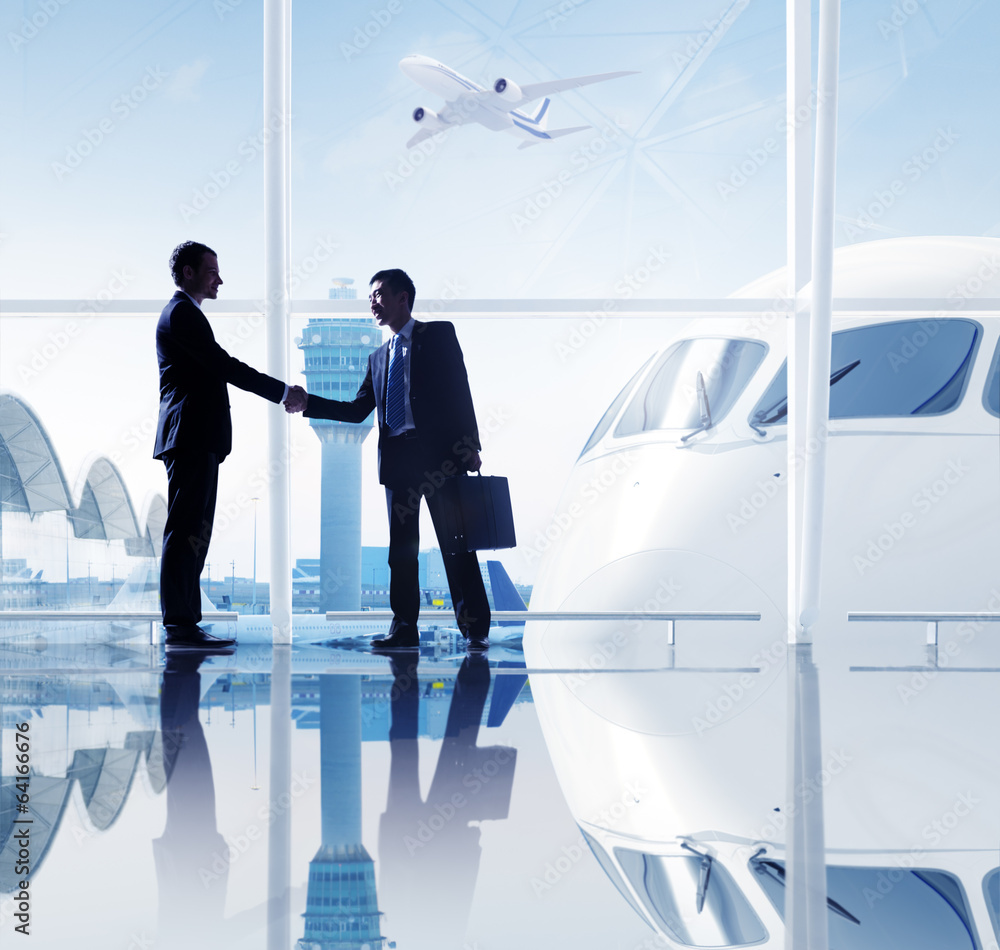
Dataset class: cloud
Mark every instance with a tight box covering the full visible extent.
[165,58,212,102]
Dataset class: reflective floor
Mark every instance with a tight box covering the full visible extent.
[0,626,655,950]
[1,621,998,950]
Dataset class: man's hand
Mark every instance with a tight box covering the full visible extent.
[469,450,482,473]
[284,384,308,413]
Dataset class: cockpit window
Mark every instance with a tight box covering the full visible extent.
[985,340,1000,416]
[615,847,767,947]
[750,319,981,429]
[580,831,648,921]
[614,338,767,437]
[985,868,999,941]
[750,856,979,948]
[579,354,655,457]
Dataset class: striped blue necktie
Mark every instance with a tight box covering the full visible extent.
[385,336,406,430]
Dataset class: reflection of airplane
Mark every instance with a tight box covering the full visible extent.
[524,237,1000,948]
[399,54,636,150]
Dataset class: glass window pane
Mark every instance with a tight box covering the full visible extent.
[752,320,981,426]
[615,339,766,437]
[580,830,648,921]
[750,857,979,949]
[579,355,655,457]
[616,849,766,947]
[985,340,1000,416]
[985,868,1000,941]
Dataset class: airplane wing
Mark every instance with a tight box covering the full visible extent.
[405,126,441,149]
[516,70,638,105]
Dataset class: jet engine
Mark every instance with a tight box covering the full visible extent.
[493,77,523,102]
[411,106,447,131]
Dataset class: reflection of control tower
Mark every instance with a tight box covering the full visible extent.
[297,310,381,611]
[297,676,385,950]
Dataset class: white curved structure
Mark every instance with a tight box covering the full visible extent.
[525,237,1000,948]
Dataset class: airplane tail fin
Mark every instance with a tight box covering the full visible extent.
[487,561,527,625]
[108,562,161,612]
[516,124,590,150]
[529,97,552,128]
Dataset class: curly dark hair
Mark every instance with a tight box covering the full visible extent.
[170,241,216,286]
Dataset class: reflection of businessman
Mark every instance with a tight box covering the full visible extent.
[155,241,289,646]
[154,651,228,947]
[379,655,515,949]
[285,268,490,650]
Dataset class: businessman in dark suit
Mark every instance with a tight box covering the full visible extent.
[285,268,491,651]
[155,241,289,647]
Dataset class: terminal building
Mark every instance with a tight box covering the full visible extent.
[0,392,164,610]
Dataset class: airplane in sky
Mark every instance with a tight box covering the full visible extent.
[399,54,637,150]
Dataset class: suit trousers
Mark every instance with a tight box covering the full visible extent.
[160,452,220,626]
[383,434,491,637]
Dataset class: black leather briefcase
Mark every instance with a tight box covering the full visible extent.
[438,474,516,553]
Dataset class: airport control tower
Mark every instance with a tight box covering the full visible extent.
[297,291,381,612]
[297,676,385,950]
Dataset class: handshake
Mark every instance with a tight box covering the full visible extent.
[283,385,308,414]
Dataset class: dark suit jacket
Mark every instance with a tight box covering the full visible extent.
[154,292,285,460]
[304,319,481,483]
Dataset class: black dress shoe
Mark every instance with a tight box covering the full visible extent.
[164,624,236,647]
[466,635,490,652]
[165,642,235,658]
[371,622,419,651]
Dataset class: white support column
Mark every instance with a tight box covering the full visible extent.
[786,0,812,645]
[264,0,292,646]
[799,0,841,640]
[267,645,293,950]
[783,0,841,948]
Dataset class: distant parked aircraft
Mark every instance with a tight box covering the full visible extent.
[399,54,637,150]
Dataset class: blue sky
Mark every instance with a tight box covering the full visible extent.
[2,0,998,582]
